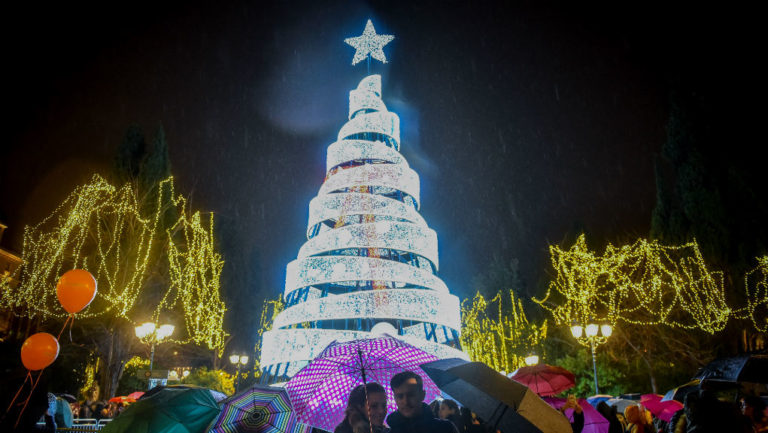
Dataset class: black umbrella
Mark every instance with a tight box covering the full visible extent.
[694,354,768,383]
[421,358,571,433]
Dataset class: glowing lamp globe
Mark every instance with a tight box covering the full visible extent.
[585,324,599,337]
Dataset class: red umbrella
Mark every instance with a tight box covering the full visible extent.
[108,396,136,404]
[641,394,683,422]
[127,391,144,400]
[510,364,576,396]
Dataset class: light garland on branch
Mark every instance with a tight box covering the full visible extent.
[738,256,768,332]
[534,234,731,334]
[0,175,228,353]
[460,291,547,373]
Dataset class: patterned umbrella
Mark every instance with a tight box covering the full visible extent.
[509,364,576,396]
[285,335,442,432]
[207,385,310,433]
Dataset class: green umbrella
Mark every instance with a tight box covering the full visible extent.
[101,387,221,433]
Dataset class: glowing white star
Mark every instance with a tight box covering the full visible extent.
[344,20,394,65]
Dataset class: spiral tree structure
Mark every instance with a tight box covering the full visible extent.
[260,75,467,382]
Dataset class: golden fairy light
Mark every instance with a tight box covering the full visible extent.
[461,291,547,373]
[535,234,731,334]
[0,174,228,353]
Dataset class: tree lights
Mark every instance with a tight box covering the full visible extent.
[534,234,730,334]
[0,175,228,353]
[460,291,547,374]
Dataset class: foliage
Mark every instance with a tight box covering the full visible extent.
[461,291,547,373]
[181,367,234,395]
[116,356,150,396]
[651,87,768,288]
[552,345,626,397]
[252,296,284,378]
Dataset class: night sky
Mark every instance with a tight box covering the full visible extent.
[1,1,761,352]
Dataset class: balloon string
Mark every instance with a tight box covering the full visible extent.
[4,371,31,414]
[15,370,44,429]
[57,314,73,340]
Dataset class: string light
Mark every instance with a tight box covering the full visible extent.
[460,291,547,373]
[0,175,228,353]
[534,234,731,334]
[737,256,768,332]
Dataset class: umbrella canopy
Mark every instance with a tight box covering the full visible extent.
[101,387,220,433]
[143,385,228,403]
[543,397,608,433]
[421,358,572,433]
[509,364,576,396]
[55,397,74,428]
[694,354,768,383]
[605,398,638,414]
[640,394,683,422]
[586,395,613,407]
[207,385,311,433]
[662,379,700,402]
[58,393,77,403]
[285,335,441,432]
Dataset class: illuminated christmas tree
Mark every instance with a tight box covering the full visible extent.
[259,21,467,382]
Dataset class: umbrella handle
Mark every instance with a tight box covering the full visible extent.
[358,348,374,433]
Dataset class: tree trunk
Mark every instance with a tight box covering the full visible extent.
[96,319,133,399]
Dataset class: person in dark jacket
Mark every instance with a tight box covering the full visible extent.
[596,401,623,433]
[334,382,390,433]
[386,371,458,433]
[438,399,466,432]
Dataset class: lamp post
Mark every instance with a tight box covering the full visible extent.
[135,322,174,388]
[570,322,612,395]
[229,354,249,393]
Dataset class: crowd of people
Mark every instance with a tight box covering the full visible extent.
[329,371,768,433]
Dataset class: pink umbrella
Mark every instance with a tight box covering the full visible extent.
[544,397,609,433]
[641,393,684,422]
[285,335,442,432]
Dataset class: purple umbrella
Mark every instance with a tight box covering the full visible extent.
[543,397,609,433]
[285,335,442,432]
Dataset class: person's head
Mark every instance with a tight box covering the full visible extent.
[624,404,645,425]
[741,395,767,422]
[439,399,459,419]
[391,371,426,419]
[346,382,388,427]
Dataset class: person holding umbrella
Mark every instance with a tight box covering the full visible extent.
[386,371,459,433]
[334,383,390,433]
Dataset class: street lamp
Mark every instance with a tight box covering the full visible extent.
[229,354,249,393]
[570,321,612,394]
[135,322,174,383]
[524,353,540,366]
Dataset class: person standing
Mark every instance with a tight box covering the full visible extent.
[386,371,458,433]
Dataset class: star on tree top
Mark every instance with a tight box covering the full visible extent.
[344,20,394,65]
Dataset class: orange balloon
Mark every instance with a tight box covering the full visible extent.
[21,332,59,371]
[56,269,97,314]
